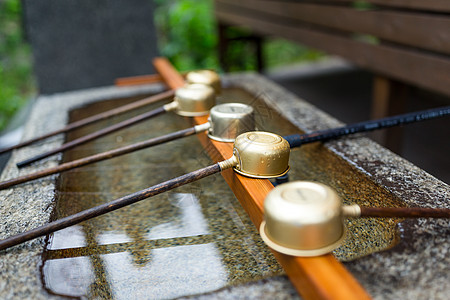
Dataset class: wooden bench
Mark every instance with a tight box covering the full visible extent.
[215,0,450,152]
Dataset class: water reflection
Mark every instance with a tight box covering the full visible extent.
[43,256,94,297]
[43,192,230,299]
[47,225,87,250]
[102,244,227,299]
[148,193,210,240]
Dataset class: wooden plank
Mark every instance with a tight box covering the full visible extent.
[196,134,371,300]
[115,74,165,86]
[370,76,408,153]
[334,0,450,12]
[152,57,372,300]
[215,7,450,97]
[366,0,450,11]
[217,0,450,55]
[153,58,186,89]
[115,72,189,87]
[310,0,450,12]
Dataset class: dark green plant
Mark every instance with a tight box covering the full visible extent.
[353,1,375,10]
[154,0,220,71]
[0,0,35,131]
[264,39,324,69]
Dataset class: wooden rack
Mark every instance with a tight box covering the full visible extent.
[153,57,371,300]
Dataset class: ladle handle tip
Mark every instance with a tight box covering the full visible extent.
[285,106,450,148]
[358,207,450,218]
[343,205,450,218]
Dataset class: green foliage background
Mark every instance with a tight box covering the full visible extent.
[0,0,322,131]
[155,0,220,71]
[0,0,35,131]
[154,0,323,72]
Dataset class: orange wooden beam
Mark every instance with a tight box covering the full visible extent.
[115,74,166,86]
[152,57,371,300]
[114,71,188,87]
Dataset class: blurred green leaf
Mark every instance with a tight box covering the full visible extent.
[155,0,220,71]
[0,0,35,131]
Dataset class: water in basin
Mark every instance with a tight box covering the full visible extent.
[41,88,405,298]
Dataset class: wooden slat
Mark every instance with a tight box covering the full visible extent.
[370,76,408,153]
[152,58,186,89]
[152,57,372,300]
[115,72,189,87]
[115,74,165,86]
[217,0,450,55]
[290,0,450,12]
[312,0,450,12]
[215,6,450,97]
[366,0,450,11]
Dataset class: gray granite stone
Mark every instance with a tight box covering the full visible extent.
[0,74,448,299]
[0,84,163,299]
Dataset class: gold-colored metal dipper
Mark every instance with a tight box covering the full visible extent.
[208,103,255,142]
[232,131,291,178]
[166,83,216,116]
[260,181,346,257]
[186,70,222,94]
[260,181,450,257]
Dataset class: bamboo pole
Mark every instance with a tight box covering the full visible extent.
[0,90,174,155]
[152,57,372,300]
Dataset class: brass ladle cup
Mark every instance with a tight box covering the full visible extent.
[260,181,450,257]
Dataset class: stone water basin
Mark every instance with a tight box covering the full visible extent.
[42,88,402,298]
[1,74,448,299]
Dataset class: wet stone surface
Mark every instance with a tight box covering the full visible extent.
[40,87,403,298]
[0,74,448,299]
